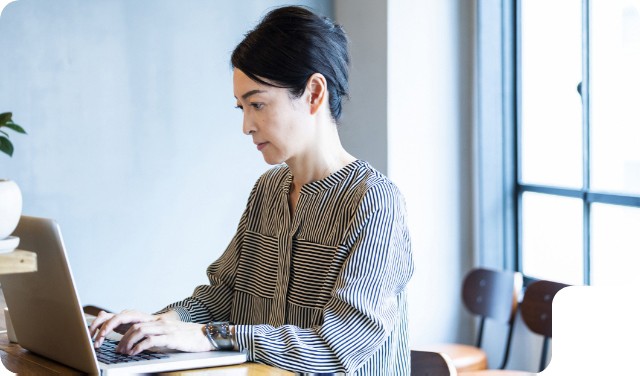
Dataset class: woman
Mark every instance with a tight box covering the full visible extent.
[90,6,414,375]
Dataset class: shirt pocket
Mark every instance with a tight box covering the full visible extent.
[236,230,279,299]
[288,238,344,309]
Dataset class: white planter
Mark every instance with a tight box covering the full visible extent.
[0,179,22,239]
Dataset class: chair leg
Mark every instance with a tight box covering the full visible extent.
[499,308,519,369]
[539,337,550,372]
[476,317,486,348]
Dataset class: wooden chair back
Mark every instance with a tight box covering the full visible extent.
[411,350,457,376]
[461,268,522,325]
[519,279,570,372]
[520,279,569,338]
[460,268,522,369]
[83,305,110,316]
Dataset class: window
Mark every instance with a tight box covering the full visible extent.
[516,0,640,285]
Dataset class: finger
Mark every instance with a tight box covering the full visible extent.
[89,311,114,337]
[129,335,167,356]
[94,311,142,348]
[90,312,117,348]
[116,323,146,353]
[117,322,169,354]
[93,317,121,347]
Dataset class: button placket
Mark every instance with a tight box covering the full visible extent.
[268,187,302,326]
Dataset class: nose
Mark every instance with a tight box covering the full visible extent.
[242,115,256,135]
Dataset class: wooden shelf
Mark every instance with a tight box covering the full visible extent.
[0,249,37,275]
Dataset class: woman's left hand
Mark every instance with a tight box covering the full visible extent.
[116,317,213,355]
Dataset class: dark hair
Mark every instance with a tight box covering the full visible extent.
[231,6,350,122]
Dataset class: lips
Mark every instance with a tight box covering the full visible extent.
[256,142,268,151]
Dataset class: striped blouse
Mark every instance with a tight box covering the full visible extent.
[161,160,414,375]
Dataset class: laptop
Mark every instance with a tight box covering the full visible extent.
[0,215,247,375]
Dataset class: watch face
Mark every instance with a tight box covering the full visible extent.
[204,322,235,351]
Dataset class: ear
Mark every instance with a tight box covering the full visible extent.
[306,73,328,115]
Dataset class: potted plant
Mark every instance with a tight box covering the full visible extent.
[0,112,27,252]
[0,113,26,157]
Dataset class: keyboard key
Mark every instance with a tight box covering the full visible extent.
[95,339,169,364]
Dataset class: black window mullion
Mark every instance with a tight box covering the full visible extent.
[517,185,640,207]
[518,184,584,199]
[582,0,592,286]
[512,0,522,274]
[505,0,520,273]
[586,192,640,207]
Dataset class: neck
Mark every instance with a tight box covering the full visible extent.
[286,120,355,187]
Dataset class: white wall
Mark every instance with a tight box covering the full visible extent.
[334,0,388,173]
[336,0,475,347]
[388,0,475,346]
[0,0,332,312]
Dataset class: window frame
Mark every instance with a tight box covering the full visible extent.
[511,0,640,285]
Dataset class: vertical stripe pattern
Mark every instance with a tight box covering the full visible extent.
[159,160,414,375]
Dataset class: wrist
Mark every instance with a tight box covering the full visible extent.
[159,310,181,321]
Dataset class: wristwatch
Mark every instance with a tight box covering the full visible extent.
[202,321,237,351]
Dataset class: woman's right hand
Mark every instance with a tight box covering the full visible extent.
[88,309,212,355]
[89,309,177,349]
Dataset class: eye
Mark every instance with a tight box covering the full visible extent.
[235,104,243,111]
[251,103,264,110]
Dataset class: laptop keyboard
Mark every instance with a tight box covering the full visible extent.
[95,338,170,364]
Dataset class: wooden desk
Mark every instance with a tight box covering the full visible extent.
[0,335,293,375]
[0,289,293,375]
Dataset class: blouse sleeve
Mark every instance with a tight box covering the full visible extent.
[234,183,414,374]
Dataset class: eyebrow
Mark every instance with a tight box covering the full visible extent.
[238,89,267,100]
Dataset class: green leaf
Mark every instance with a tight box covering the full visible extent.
[0,136,14,157]
[0,112,12,125]
[2,122,26,134]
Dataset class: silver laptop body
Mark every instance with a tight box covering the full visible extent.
[0,215,246,375]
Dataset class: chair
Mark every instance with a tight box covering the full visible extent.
[411,350,458,376]
[83,305,110,316]
[420,268,523,372]
[458,279,569,376]
[519,279,569,372]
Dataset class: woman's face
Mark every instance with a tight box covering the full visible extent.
[233,68,312,165]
